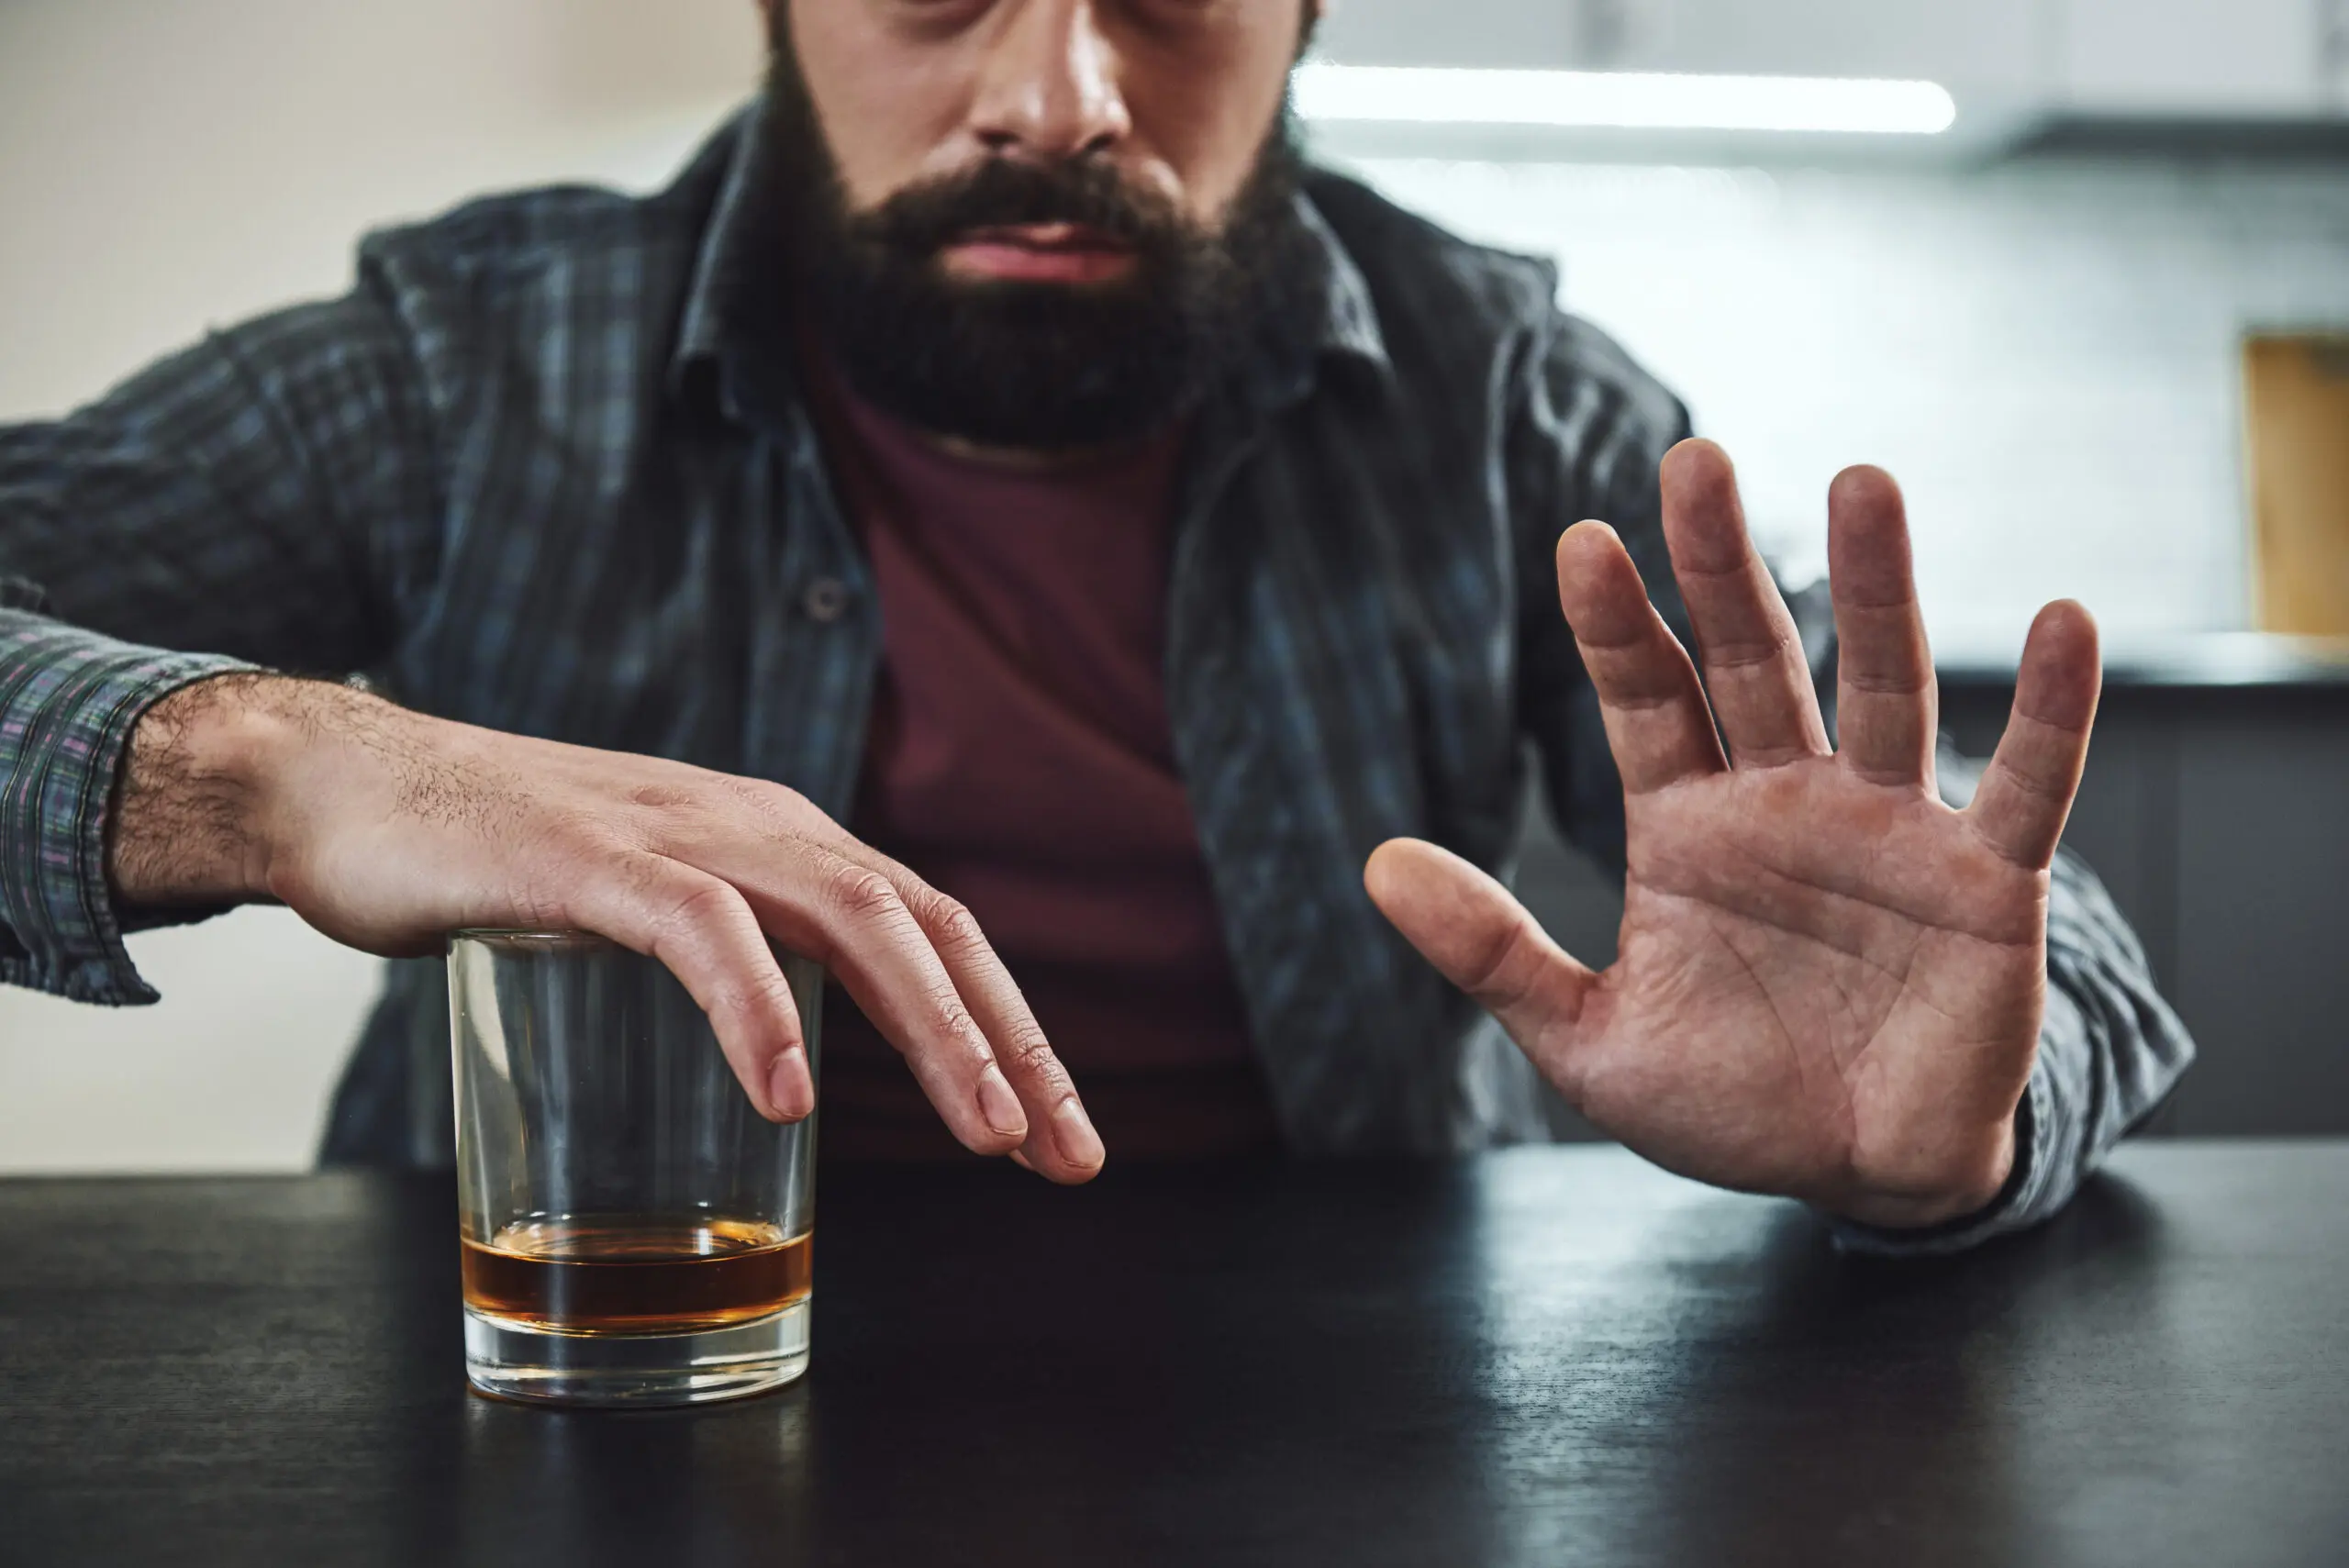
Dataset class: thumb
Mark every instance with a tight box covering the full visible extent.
[1364,839,1599,1059]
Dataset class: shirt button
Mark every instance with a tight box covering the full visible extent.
[801,576,852,624]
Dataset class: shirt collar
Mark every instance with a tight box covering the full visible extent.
[668,102,781,419]
[1288,193,1392,378]
[667,95,1395,424]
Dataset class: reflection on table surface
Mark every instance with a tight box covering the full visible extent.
[3,1143,2344,1567]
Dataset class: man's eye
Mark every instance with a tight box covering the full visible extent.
[888,0,995,28]
[1119,0,1231,34]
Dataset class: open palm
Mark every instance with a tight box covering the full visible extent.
[1367,441,2100,1229]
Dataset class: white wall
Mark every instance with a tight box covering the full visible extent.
[2058,0,2327,112]
[1318,0,2321,105]
[1317,0,2054,83]
[0,0,762,1172]
[1344,152,2349,658]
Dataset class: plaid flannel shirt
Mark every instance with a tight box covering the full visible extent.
[0,102,2192,1251]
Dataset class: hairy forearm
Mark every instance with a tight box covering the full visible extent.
[106,672,322,909]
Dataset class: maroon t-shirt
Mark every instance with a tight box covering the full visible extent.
[807,371,1280,1162]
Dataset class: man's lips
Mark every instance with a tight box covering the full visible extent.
[940,223,1139,284]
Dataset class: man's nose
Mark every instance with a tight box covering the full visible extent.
[968,0,1131,161]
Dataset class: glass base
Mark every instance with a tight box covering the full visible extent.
[463,1298,811,1407]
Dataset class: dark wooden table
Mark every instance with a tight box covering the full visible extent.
[4,1143,2345,1567]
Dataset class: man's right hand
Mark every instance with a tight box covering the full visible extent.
[106,673,1106,1183]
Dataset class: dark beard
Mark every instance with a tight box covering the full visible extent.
[761,41,1314,450]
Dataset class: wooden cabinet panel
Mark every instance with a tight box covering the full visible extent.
[2244,335,2349,637]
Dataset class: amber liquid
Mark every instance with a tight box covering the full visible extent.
[461,1216,813,1334]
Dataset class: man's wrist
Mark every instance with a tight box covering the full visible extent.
[106,672,317,909]
[1824,1113,2021,1232]
[1824,1088,2048,1259]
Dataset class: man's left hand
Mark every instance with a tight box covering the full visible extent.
[1366,439,2099,1229]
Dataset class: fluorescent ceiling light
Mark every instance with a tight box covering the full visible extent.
[1293,63,1958,137]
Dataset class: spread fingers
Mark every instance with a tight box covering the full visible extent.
[1555,519,1727,796]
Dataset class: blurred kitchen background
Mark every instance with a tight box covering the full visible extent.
[3,0,2346,1170]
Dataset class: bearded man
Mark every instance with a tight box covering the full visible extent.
[0,0,2188,1250]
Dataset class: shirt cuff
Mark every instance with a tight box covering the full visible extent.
[1822,985,2078,1259]
[1,607,256,1005]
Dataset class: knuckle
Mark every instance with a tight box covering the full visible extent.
[616,777,741,856]
[826,862,908,928]
[574,846,676,912]
[919,892,989,957]
[2006,762,2066,804]
[1842,669,1932,698]
[718,773,813,822]
[1706,631,1796,673]
[1461,916,1540,1010]
[511,825,624,919]
[1983,755,2066,817]
[649,871,741,941]
[556,851,740,952]
[623,782,704,814]
[912,982,982,1053]
[533,814,630,867]
[882,984,983,1062]
[997,1027,1063,1083]
[708,968,801,1036]
[936,1000,985,1055]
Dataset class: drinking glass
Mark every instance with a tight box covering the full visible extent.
[448,930,820,1407]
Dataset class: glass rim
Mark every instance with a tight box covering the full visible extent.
[447,928,618,951]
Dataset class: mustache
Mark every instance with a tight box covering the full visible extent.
[845,156,1195,261]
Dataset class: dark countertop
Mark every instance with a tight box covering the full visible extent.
[1937,631,2349,689]
[5,1143,2347,1567]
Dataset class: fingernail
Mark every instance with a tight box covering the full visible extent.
[767,1048,814,1122]
[1051,1098,1105,1171]
[975,1066,1027,1140]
